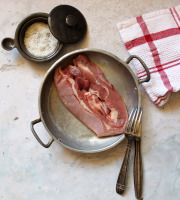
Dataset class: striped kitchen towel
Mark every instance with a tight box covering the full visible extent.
[117,5,180,106]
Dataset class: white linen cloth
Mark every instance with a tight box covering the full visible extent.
[117,5,180,106]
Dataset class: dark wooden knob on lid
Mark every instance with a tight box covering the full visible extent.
[48,5,87,44]
[66,15,77,27]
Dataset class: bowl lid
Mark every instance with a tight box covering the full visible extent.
[48,5,87,44]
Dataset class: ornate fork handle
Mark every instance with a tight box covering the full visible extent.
[116,139,133,194]
[134,139,143,200]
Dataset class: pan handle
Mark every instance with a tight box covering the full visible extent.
[126,55,150,84]
[30,118,54,148]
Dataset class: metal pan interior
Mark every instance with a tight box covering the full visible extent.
[39,49,140,153]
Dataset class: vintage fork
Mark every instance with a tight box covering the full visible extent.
[116,107,143,195]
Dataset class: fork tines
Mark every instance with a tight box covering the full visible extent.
[125,107,143,139]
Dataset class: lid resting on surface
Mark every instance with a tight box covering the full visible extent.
[48,5,87,44]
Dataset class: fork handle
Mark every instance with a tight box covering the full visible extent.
[116,139,133,195]
[134,139,143,200]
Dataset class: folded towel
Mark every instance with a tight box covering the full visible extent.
[117,5,180,106]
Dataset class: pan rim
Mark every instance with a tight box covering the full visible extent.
[38,48,141,153]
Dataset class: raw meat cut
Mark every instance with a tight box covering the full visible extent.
[54,55,128,137]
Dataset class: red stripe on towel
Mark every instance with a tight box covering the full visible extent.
[137,58,180,76]
[138,61,180,79]
[173,8,180,24]
[170,8,179,28]
[136,15,173,92]
[154,94,169,105]
[125,28,180,50]
[154,93,167,103]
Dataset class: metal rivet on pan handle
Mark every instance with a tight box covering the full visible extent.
[30,118,54,148]
[126,55,150,84]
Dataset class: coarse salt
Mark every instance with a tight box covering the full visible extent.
[24,22,58,57]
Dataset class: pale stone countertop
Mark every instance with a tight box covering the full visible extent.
[0,0,180,200]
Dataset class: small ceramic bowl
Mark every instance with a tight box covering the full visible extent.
[1,12,63,63]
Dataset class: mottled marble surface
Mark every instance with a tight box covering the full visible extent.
[0,0,180,200]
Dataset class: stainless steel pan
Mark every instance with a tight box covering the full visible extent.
[30,49,150,153]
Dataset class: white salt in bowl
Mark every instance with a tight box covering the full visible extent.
[1,13,63,63]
